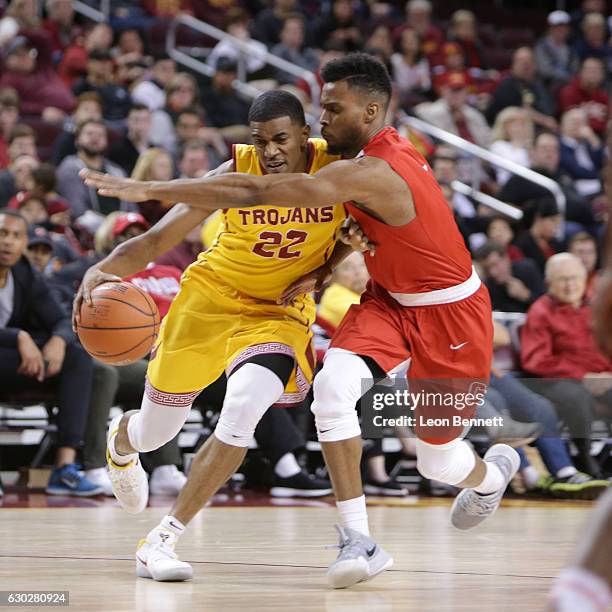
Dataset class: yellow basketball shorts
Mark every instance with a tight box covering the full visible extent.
[146,259,316,407]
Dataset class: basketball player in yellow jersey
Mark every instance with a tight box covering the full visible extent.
[74,91,354,581]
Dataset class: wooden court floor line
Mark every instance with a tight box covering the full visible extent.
[0,554,556,580]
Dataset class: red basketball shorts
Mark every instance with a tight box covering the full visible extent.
[329,280,493,444]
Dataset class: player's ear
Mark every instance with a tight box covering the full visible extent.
[364,102,380,124]
[301,123,311,145]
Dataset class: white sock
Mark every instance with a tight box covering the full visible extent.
[549,567,612,612]
[108,429,137,467]
[274,452,301,479]
[474,462,505,495]
[521,466,541,490]
[337,495,370,536]
[148,515,186,545]
[556,466,577,480]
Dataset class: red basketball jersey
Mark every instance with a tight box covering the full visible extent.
[345,127,472,294]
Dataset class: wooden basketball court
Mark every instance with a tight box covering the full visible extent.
[0,496,592,611]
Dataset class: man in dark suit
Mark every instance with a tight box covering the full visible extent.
[0,209,101,496]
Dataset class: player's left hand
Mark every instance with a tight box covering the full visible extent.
[79,169,150,202]
[593,270,612,357]
[278,263,332,307]
[341,218,376,256]
[42,335,66,378]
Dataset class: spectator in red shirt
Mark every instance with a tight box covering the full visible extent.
[521,252,612,477]
[43,0,81,56]
[446,9,487,70]
[0,33,75,120]
[558,57,609,135]
[57,23,114,89]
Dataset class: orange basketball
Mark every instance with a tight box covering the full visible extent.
[76,281,160,365]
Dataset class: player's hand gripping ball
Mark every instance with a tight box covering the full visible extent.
[76,282,160,365]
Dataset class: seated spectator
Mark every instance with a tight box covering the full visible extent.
[0,154,38,207]
[6,124,37,164]
[0,32,76,121]
[499,132,598,230]
[108,103,152,175]
[272,14,319,84]
[390,28,430,109]
[57,22,114,88]
[2,0,40,30]
[520,253,612,477]
[130,55,176,112]
[0,88,20,169]
[200,57,250,131]
[314,0,362,52]
[573,12,612,67]
[486,47,557,132]
[207,9,268,79]
[56,119,132,225]
[319,252,369,327]
[559,107,604,197]
[475,240,545,312]
[415,72,491,149]
[43,0,81,56]
[486,216,524,261]
[25,229,56,274]
[490,106,534,186]
[0,209,101,496]
[178,140,210,179]
[149,72,201,155]
[50,92,103,166]
[112,28,152,89]
[392,0,444,61]
[534,10,579,90]
[254,0,304,48]
[365,25,394,72]
[558,57,609,136]
[514,198,564,274]
[446,9,486,70]
[568,231,599,300]
[73,49,132,123]
[130,148,175,224]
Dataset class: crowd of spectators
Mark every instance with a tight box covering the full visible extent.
[0,0,610,500]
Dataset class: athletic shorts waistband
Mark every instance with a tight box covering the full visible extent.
[387,266,481,307]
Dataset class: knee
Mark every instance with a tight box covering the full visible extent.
[64,342,94,374]
[416,439,476,485]
[92,362,120,397]
[310,370,361,442]
[215,388,266,448]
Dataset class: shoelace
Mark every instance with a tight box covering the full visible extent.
[325,524,366,559]
[459,491,499,517]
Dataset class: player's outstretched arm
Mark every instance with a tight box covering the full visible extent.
[80,156,406,218]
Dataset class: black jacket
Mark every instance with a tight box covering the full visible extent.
[0,257,74,348]
[485,259,546,313]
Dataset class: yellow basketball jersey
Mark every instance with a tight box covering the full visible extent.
[203,139,346,301]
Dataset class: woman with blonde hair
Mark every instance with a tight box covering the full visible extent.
[130,147,175,224]
[490,106,534,185]
[447,9,486,69]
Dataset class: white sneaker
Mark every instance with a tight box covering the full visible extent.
[136,530,193,582]
[84,467,113,497]
[106,414,149,514]
[149,465,187,496]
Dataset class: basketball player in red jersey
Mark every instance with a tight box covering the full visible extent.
[547,150,612,612]
[82,53,520,589]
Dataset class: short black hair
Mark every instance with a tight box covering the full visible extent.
[0,207,27,228]
[473,240,506,261]
[248,90,306,127]
[321,52,392,103]
[129,103,150,114]
[32,163,57,193]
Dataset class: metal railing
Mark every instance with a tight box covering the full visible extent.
[451,181,523,220]
[167,14,321,110]
[72,0,109,22]
[401,112,567,216]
